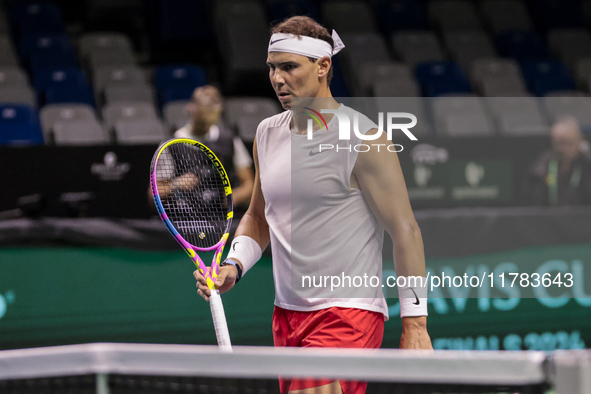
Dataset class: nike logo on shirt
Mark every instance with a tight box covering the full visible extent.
[410,288,420,305]
[309,148,332,156]
[309,149,323,156]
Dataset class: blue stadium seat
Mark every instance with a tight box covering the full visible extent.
[423,79,472,97]
[149,0,212,44]
[154,64,207,92]
[16,14,65,36]
[522,60,577,96]
[374,0,428,35]
[0,122,44,145]
[9,2,64,37]
[45,85,95,107]
[29,52,78,74]
[158,84,197,105]
[414,61,471,97]
[9,2,63,26]
[268,0,319,23]
[154,64,207,106]
[33,67,88,93]
[496,30,548,63]
[0,103,43,144]
[0,104,38,124]
[18,33,73,62]
[531,0,582,30]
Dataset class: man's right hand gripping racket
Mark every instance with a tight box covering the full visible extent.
[150,138,233,351]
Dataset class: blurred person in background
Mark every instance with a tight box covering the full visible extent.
[174,85,254,208]
[150,85,254,210]
[525,116,591,206]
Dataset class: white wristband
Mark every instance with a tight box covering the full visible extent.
[397,276,428,317]
[226,235,262,276]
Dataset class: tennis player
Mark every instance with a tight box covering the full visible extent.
[196,16,432,394]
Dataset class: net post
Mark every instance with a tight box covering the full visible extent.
[96,373,110,394]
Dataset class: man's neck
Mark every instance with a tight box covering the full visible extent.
[291,92,340,133]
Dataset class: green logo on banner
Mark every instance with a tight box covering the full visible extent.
[0,290,15,320]
[449,159,513,201]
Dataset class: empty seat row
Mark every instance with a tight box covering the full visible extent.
[0,101,167,145]
[0,67,93,108]
[4,0,590,97]
[265,0,569,35]
[3,93,590,146]
[338,27,591,96]
[1,30,137,75]
[135,0,591,44]
[0,97,282,146]
[363,56,583,98]
[1,24,210,105]
[431,96,547,137]
[0,61,208,107]
[5,6,589,99]
[393,95,591,137]
[2,1,591,104]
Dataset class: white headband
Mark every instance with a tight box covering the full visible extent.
[268,30,345,58]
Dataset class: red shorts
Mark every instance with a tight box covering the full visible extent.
[272,306,384,394]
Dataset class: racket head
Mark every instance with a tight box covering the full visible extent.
[150,138,233,270]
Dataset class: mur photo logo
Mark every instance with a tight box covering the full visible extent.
[303,107,419,153]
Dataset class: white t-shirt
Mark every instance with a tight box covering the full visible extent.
[256,105,389,320]
[175,124,253,170]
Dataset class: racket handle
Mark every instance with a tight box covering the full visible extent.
[209,289,232,352]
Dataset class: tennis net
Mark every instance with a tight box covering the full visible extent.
[0,343,588,393]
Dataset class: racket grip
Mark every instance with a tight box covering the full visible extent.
[209,289,232,352]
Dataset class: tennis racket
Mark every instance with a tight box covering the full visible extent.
[150,138,233,351]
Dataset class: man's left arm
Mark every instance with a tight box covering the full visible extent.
[353,131,432,350]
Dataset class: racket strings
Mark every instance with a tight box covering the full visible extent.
[156,143,229,249]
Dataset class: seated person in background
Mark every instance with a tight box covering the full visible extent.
[524,117,591,206]
[173,85,254,208]
[150,85,254,211]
